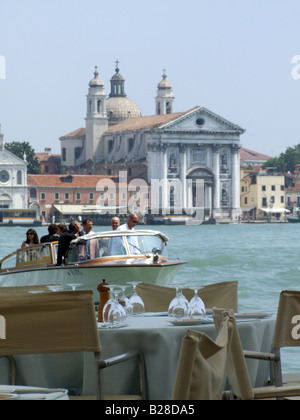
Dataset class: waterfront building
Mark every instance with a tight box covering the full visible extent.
[0,125,28,209]
[60,65,245,221]
[27,174,142,223]
[240,169,286,221]
[36,148,61,174]
[240,148,272,167]
[286,164,300,210]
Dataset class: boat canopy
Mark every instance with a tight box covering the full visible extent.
[70,230,169,246]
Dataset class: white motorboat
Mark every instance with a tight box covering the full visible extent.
[0,230,186,300]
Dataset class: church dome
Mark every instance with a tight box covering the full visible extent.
[157,70,172,89]
[107,63,141,125]
[89,67,104,87]
[106,96,142,124]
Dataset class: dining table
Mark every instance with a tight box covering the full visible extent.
[0,313,276,400]
[83,313,276,400]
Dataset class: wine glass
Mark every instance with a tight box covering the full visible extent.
[117,285,134,317]
[168,283,189,320]
[102,285,121,323]
[188,287,206,319]
[128,282,145,316]
[67,283,83,291]
[107,288,127,326]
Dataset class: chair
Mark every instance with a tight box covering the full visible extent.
[136,281,238,313]
[213,308,300,400]
[0,290,146,400]
[237,290,300,389]
[172,313,232,400]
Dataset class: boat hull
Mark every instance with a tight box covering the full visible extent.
[0,260,184,301]
[287,217,300,223]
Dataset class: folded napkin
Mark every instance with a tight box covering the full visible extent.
[0,385,69,400]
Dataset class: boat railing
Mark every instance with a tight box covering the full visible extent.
[0,243,57,271]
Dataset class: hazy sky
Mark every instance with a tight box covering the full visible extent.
[0,0,300,157]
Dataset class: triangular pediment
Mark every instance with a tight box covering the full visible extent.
[0,148,27,166]
[159,107,245,134]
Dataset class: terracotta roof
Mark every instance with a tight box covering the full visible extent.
[28,174,119,188]
[59,128,86,139]
[105,108,199,134]
[240,147,272,162]
[36,153,61,161]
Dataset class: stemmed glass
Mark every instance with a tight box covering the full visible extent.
[117,285,134,317]
[107,287,127,326]
[168,282,189,320]
[128,282,145,316]
[188,287,206,319]
[102,285,121,323]
[67,283,83,291]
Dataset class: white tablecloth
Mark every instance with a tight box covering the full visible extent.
[0,316,275,400]
[83,316,276,400]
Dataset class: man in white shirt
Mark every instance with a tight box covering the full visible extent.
[117,214,140,255]
[108,214,140,256]
[117,214,139,231]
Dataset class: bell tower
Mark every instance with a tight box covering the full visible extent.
[155,70,175,115]
[85,67,108,163]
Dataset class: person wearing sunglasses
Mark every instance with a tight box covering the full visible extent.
[116,214,140,255]
[21,229,39,248]
[117,214,139,232]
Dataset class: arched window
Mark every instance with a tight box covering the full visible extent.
[97,100,101,113]
[128,137,135,153]
[108,140,114,154]
[17,170,22,185]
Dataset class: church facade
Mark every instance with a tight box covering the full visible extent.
[0,125,28,209]
[60,66,245,221]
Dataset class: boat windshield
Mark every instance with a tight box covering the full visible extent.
[68,233,168,262]
[122,234,168,257]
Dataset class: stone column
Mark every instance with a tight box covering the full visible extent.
[231,145,241,216]
[213,144,220,217]
[180,144,187,209]
[161,144,169,212]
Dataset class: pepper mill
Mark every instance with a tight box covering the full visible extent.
[97,279,110,322]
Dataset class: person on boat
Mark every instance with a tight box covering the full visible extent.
[21,229,39,248]
[57,221,81,266]
[111,217,120,230]
[116,214,140,255]
[79,218,99,260]
[56,224,67,236]
[40,224,59,243]
[117,214,139,231]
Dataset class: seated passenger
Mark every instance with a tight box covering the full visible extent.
[57,221,80,266]
[21,229,39,248]
[40,224,59,243]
